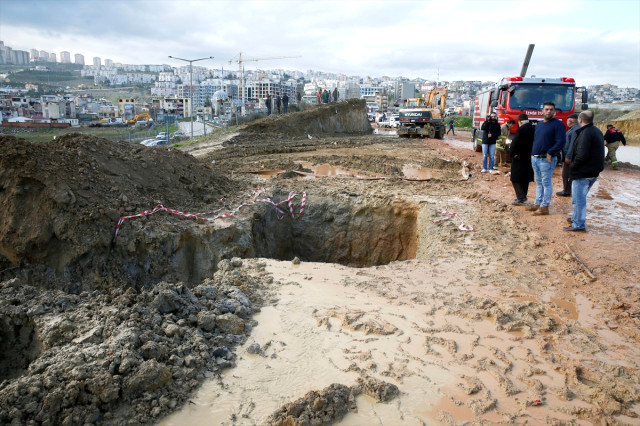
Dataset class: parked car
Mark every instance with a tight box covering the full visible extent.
[155,132,169,140]
[140,138,157,146]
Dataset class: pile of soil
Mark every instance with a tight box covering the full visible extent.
[0,258,272,425]
[0,133,234,291]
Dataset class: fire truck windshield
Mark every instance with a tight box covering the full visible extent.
[509,84,574,112]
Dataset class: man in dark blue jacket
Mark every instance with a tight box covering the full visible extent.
[526,101,566,215]
[565,110,605,232]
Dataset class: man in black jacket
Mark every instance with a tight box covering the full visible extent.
[480,113,501,173]
[565,110,605,232]
[508,113,535,204]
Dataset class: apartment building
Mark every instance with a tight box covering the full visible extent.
[74,54,85,65]
[93,57,101,67]
[60,51,71,63]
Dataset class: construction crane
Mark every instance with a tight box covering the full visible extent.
[228,52,301,111]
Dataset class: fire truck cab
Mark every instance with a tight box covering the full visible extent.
[471,76,588,152]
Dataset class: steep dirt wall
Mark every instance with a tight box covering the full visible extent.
[240,99,372,137]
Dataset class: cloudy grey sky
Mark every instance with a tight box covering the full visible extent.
[1,0,639,87]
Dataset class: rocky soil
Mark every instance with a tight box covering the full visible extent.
[1,100,639,425]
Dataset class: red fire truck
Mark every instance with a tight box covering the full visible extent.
[471,76,588,152]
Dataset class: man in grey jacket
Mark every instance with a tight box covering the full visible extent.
[557,113,580,196]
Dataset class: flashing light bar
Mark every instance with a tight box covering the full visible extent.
[505,76,523,81]
[561,77,575,82]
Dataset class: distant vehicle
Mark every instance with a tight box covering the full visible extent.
[140,138,157,146]
[126,113,153,126]
[155,132,169,140]
[146,139,169,147]
[93,117,125,127]
[397,87,448,139]
[390,115,400,128]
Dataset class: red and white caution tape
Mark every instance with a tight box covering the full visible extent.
[112,190,307,243]
[433,209,473,231]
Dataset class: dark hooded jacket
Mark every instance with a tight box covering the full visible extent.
[480,119,501,145]
[508,121,535,183]
[569,123,605,180]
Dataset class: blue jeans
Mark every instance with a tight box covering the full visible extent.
[571,177,597,229]
[531,156,557,207]
[482,144,496,170]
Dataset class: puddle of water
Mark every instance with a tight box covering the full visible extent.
[402,164,444,180]
[297,161,386,180]
[617,145,640,167]
[587,176,640,234]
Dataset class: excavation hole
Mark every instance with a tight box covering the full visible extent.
[251,200,418,267]
[0,315,42,381]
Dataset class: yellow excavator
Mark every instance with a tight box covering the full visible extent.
[397,87,448,139]
[125,113,152,126]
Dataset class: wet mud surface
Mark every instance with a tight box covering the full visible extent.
[1,102,639,425]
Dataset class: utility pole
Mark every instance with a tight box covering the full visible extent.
[168,55,214,138]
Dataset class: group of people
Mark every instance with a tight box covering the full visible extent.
[316,88,339,104]
[265,93,289,116]
[482,102,624,232]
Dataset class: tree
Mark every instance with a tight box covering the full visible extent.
[204,98,212,108]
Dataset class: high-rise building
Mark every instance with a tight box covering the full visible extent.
[105,59,113,67]
[39,50,49,60]
[74,53,84,65]
[93,57,101,67]
[30,49,39,60]
[49,53,56,63]
[60,51,71,63]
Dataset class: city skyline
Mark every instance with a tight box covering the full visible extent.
[1,0,639,88]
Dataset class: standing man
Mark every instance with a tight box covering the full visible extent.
[265,94,272,115]
[508,113,535,205]
[480,112,500,173]
[333,87,339,102]
[316,89,322,105]
[526,101,565,215]
[565,110,605,232]
[557,113,580,196]
[282,93,289,113]
[276,94,282,114]
[496,119,515,169]
[603,124,627,170]
[447,117,455,135]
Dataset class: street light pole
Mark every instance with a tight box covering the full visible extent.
[168,55,214,139]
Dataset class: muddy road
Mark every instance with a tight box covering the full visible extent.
[1,101,639,425]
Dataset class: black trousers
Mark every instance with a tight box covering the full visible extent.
[561,162,571,194]
[512,181,529,201]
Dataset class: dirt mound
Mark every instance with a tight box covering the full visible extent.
[0,258,273,426]
[0,134,233,290]
[225,99,371,143]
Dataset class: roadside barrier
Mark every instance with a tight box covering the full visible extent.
[112,189,307,244]
[432,209,473,231]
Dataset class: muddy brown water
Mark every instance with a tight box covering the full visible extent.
[161,257,640,424]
